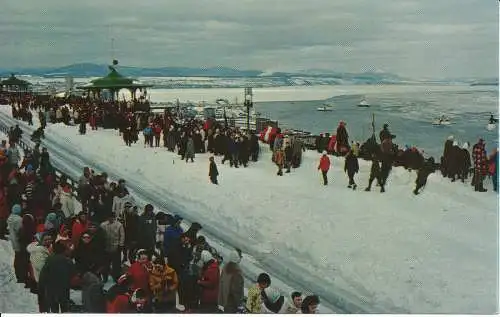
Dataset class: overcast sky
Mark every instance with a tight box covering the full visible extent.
[0,0,497,78]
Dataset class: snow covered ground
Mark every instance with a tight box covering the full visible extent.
[0,116,327,313]
[0,105,497,314]
[0,240,39,313]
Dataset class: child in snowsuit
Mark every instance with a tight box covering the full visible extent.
[344,150,359,190]
[209,157,219,185]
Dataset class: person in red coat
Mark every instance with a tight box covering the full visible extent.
[128,249,152,293]
[317,151,331,185]
[106,274,134,313]
[197,250,220,313]
[71,212,88,247]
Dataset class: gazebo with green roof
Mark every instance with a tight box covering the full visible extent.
[0,74,32,93]
[76,60,153,101]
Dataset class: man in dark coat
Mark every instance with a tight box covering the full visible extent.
[365,153,382,192]
[137,204,157,252]
[38,241,76,313]
[209,157,219,185]
[81,265,106,313]
[123,204,140,263]
[344,149,359,190]
[336,121,349,155]
[441,136,454,177]
[413,157,436,195]
[379,124,394,143]
[459,142,472,183]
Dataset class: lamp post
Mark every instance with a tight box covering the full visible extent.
[244,87,253,134]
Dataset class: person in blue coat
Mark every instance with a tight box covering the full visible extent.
[163,215,183,256]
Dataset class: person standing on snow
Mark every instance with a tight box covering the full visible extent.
[458,142,472,183]
[274,148,285,176]
[7,204,24,282]
[208,156,219,185]
[344,149,359,190]
[218,249,244,313]
[489,148,498,192]
[246,272,271,313]
[261,287,287,313]
[38,241,76,313]
[284,291,303,314]
[137,204,157,252]
[197,250,220,313]
[413,157,436,195]
[100,212,125,282]
[364,153,382,192]
[7,142,20,167]
[472,138,488,192]
[185,134,196,163]
[317,151,330,185]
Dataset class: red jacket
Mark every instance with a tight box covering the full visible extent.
[318,155,331,172]
[107,294,132,313]
[72,220,88,246]
[128,262,151,292]
[198,260,220,304]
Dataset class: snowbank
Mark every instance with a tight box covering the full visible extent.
[0,240,39,313]
[0,105,497,314]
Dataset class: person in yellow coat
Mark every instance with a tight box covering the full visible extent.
[149,256,179,312]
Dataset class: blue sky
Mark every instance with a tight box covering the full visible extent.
[0,0,497,78]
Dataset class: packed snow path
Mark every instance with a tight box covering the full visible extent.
[0,105,498,314]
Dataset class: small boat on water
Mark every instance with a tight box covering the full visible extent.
[357,99,370,107]
[432,116,452,126]
[317,104,333,112]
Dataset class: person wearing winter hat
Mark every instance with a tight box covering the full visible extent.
[317,151,331,186]
[197,250,220,313]
[7,204,24,282]
[218,249,245,314]
[442,135,455,178]
[261,287,286,313]
[228,248,242,264]
[127,249,152,292]
[284,291,303,314]
[27,232,53,312]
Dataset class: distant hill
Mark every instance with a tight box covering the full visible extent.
[0,63,263,78]
[0,63,493,87]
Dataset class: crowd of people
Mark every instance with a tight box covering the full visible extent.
[7,92,499,196]
[1,92,497,314]
[1,97,323,314]
[309,121,498,194]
